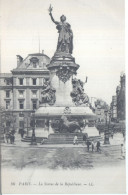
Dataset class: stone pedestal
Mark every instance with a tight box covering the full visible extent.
[47,51,79,84]
[83,126,99,137]
[50,73,74,106]
[34,51,98,140]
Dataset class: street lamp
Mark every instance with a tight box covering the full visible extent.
[24,117,29,136]
[108,110,113,139]
[104,109,110,144]
[108,110,111,125]
[30,112,37,145]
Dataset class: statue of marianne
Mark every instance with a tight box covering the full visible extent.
[48,5,73,54]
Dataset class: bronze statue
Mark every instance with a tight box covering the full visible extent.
[48,5,73,54]
[70,78,89,105]
[41,79,56,105]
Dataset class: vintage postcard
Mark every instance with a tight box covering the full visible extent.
[0,0,126,194]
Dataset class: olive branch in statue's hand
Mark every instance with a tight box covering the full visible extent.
[48,4,53,14]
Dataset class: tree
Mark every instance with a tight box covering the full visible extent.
[0,106,16,134]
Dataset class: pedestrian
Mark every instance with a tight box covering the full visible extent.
[21,129,24,139]
[10,133,13,144]
[83,134,87,145]
[111,132,113,139]
[11,134,15,144]
[121,144,125,159]
[91,140,95,152]
[96,141,101,152]
[5,133,10,143]
[123,131,125,138]
[87,140,91,151]
[73,135,78,145]
[40,138,44,145]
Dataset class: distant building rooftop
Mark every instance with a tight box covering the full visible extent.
[0,73,12,78]
[12,52,50,72]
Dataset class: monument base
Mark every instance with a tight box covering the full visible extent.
[83,126,99,137]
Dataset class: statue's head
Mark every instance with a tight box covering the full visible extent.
[60,15,66,22]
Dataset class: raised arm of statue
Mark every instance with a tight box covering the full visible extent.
[49,12,59,25]
[48,5,59,25]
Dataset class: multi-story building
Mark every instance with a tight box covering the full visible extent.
[0,51,50,132]
[94,99,109,123]
[116,73,125,121]
[110,73,125,122]
[0,73,13,109]
[110,96,117,122]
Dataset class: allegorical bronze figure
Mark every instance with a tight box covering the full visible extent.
[48,5,73,54]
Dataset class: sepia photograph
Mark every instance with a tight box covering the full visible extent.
[0,0,126,194]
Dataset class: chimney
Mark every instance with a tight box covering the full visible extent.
[16,55,23,67]
[42,50,44,54]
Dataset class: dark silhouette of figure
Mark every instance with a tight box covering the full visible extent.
[91,141,94,152]
[5,133,10,143]
[21,129,24,139]
[96,141,101,152]
[87,140,91,151]
[83,134,87,145]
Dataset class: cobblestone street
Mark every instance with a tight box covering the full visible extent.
[1,143,125,170]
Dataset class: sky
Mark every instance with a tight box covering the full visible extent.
[0,0,125,105]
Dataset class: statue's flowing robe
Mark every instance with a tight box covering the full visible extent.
[56,22,73,54]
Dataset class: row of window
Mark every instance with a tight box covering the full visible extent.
[5,90,38,98]
[5,78,37,85]
[5,100,37,110]
[19,90,37,98]
[19,78,37,85]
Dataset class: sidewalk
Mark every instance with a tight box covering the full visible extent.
[1,140,124,148]
[1,132,125,148]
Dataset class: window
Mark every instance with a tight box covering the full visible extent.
[32,100,37,110]
[33,62,37,68]
[6,91,10,98]
[19,112,24,117]
[6,100,10,109]
[32,90,37,98]
[6,80,10,85]
[32,78,36,85]
[19,100,24,109]
[30,57,39,68]
[19,90,24,98]
[19,78,23,85]
[6,121,10,127]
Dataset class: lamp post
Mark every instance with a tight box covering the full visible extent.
[108,110,111,125]
[104,109,110,144]
[30,111,37,145]
[108,110,113,139]
[24,117,29,136]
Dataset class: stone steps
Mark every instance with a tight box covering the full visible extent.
[22,134,102,144]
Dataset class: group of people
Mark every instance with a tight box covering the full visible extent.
[86,140,101,152]
[4,131,15,144]
[73,134,101,152]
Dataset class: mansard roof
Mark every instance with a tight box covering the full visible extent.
[12,52,50,73]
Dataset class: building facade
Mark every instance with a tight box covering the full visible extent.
[94,99,109,123]
[0,52,50,133]
[110,73,125,122]
[116,73,125,121]
[110,96,117,122]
